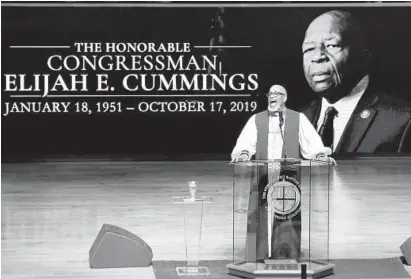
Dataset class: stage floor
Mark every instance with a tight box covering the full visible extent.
[2,158,411,278]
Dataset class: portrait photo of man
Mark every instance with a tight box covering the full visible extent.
[301,10,411,155]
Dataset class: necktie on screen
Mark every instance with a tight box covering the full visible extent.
[318,106,338,149]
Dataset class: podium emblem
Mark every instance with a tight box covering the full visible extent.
[264,175,301,220]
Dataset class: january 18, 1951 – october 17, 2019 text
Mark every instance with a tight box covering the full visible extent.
[2,100,258,116]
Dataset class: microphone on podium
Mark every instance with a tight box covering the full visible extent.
[278,110,286,159]
[279,111,284,127]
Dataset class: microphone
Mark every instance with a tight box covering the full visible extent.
[278,110,287,159]
[279,111,284,128]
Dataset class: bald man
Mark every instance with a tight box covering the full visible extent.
[231,84,332,162]
[301,10,411,154]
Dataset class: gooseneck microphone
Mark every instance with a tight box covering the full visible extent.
[278,110,287,159]
[279,111,284,127]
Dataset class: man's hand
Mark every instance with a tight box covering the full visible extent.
[230,151,250,163]
[327,156,337,166]
[316,150,337,166]
[316,153,337,166]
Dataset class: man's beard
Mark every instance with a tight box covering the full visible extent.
[268,105,278,112]
[268,102,284,112]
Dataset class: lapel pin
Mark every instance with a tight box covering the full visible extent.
[361,109,370,119]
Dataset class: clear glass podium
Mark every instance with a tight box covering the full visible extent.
[226,159,334,279]
[172,181,214,276]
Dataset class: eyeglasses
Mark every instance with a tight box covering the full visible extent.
[266,92,285,97]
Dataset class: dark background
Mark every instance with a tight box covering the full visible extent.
[2,4,411,161]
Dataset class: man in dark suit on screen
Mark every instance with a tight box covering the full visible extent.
[301,10,411,154]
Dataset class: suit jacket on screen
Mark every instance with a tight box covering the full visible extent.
[302,82,411,154]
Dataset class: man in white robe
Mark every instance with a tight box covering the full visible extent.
[231,85,334,262]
